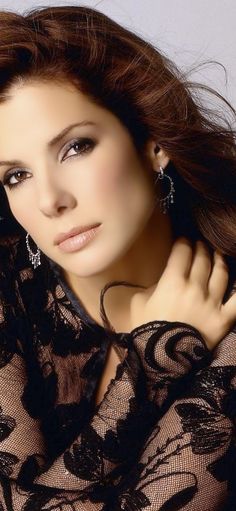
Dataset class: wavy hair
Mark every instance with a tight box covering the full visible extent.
[0,4,235,332]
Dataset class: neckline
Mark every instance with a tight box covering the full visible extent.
[48,257,99,327]
[46,256,131,345]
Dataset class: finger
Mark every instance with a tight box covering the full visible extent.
[165,236,193,279]
[208,250,229,303]
[188,240,212,291]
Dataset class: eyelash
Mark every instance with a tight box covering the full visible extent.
[2,137,94,190]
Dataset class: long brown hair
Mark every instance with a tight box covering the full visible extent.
[0,4,235,331]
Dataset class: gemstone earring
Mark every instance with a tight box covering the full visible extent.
[154,165,175,214]
[25,233,41,269]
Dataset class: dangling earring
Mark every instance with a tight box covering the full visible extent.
[25,233,41,269]
[154,165,175,214]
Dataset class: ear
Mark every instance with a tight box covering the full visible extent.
[144,140,170,172]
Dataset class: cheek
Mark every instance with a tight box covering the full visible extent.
[7,195,35,230]
[92,161,135,202]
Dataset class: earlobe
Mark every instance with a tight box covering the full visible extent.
[143,140,170,173]
[154,147,170,169]
[147,141,170,170]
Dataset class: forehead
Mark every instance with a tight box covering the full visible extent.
[0,79,100,121]
[0,79,130,165]
[0,80,114,152]
[0,81,101,166]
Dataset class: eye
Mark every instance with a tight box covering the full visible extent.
[2,137,95,190]
[3,170,30,189]
[61,137,94,161]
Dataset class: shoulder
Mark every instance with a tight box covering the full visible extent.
[0,233,43,286]
[0,235,27,365]
[0,233,52,315]
[0,234,51,365]
[0,234,21,296]
[0,234,34,297]
[0,233,39,330]
[0,233,23,271]
[0,233,56,339]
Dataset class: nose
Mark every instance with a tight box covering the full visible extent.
[36,173,77,217]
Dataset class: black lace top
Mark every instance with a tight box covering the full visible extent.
[0,233,236,511]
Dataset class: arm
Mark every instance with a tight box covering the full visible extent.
[0,236,233,510]
[0,237,210,509]
[0,317,234,511]
[0,333,105,510]
[129,319,211,408]
[128,262,236,412]
[0,317,214,511]
[0,239,109,509]
[113,325,236,511]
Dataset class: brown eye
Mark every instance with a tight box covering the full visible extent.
[62,138,94,161]
[3,170,30,189]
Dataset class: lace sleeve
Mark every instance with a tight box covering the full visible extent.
[130,319,211,408]
[0,253,160,511]
[113,327,236,511]
[0,353,105,510]
[0,315,234,511]
[0,236,234,510]
[0,239,107,509]
[0,329,133,509]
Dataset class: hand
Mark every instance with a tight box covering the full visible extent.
[130,236,236,350]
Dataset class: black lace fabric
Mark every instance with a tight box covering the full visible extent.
[0,234,236,510]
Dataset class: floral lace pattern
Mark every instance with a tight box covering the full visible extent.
[0,234,235,510]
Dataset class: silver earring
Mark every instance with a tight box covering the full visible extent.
[25,233,41,269]
[154,166,175,214]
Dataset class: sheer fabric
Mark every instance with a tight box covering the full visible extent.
[0,234,235,510]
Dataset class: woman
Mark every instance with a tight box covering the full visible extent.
[0,4,236,510]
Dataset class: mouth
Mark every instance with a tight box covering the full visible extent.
[54,223,101,246]
[56,224,102,253]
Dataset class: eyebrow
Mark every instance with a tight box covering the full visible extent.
[0,121,97,168]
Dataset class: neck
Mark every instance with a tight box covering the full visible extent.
[62,209,174,333]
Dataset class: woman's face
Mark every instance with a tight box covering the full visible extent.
[0,80,169,277]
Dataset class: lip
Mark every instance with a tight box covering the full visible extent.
[54,223,101,245]
[57,225,101,253]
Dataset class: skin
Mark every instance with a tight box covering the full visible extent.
[1,79,236,405]
[0,79,173,333]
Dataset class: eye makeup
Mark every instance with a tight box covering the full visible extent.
[1,136,95,189]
